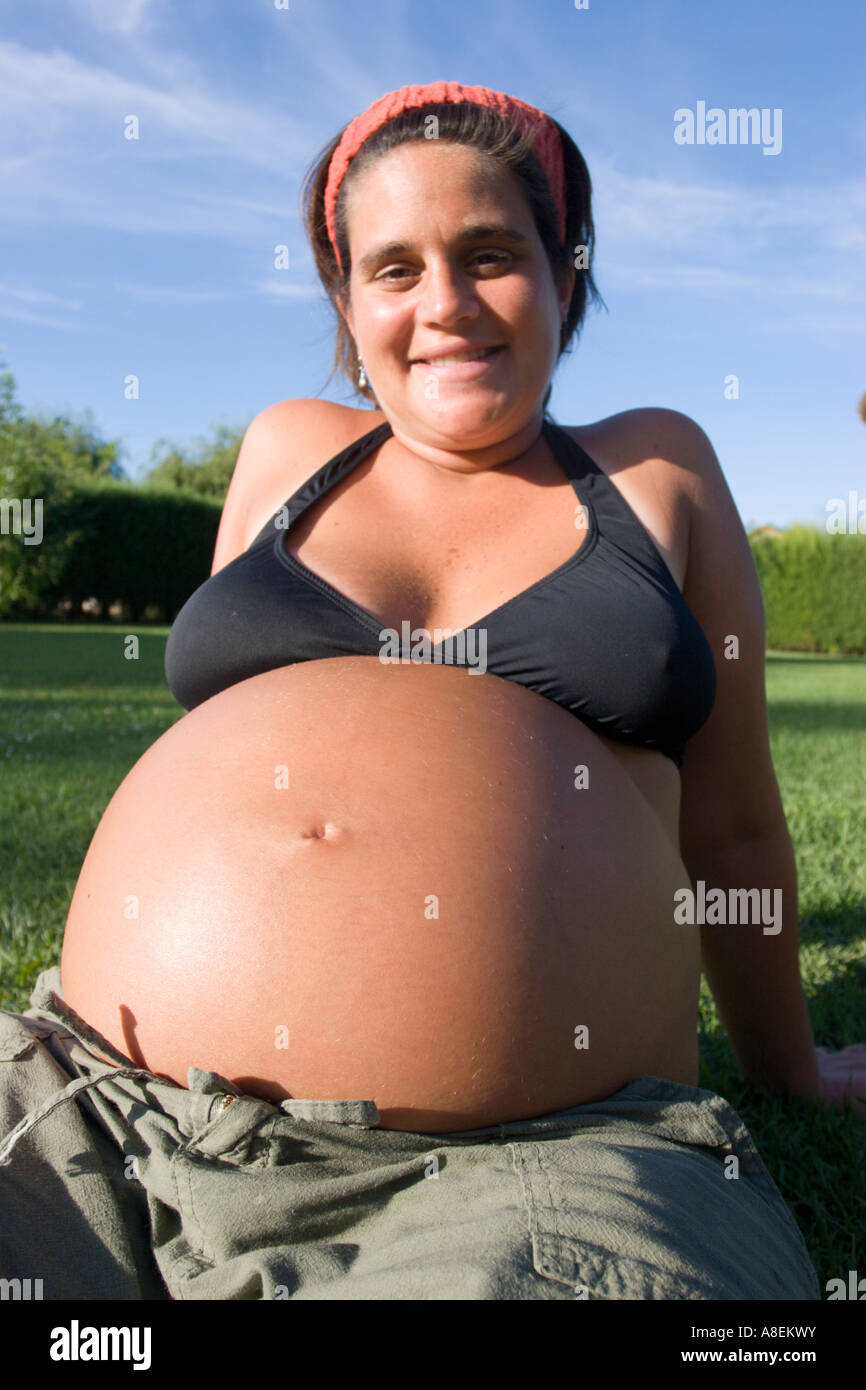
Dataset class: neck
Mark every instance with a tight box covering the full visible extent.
[374,407,549,480]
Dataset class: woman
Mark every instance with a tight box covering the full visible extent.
[1,82,861,1302]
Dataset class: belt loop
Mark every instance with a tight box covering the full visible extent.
[279,1098,381,1126]
[28,972,136,1070]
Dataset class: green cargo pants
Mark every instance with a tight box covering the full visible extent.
[0,967,821,1300]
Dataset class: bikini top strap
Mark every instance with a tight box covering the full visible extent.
[248,420,393,550]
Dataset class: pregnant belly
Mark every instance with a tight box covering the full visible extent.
[60,658,700,1132]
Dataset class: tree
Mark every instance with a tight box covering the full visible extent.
[0,364,125,615]
[0,360,245,617]
[28,408,128,482]
[141,422,245,501]
[0,363,126,484]
[0,364,21,429]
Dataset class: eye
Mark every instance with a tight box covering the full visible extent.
[377,266,414,282]
[472,251,511,267]
[374,250,513,283]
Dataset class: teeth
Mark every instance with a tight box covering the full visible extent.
[425,348,497,365]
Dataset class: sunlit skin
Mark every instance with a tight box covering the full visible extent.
[62,138,709,1131]
[339,140,574,474]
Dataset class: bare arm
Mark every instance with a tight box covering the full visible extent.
[687,830,819,1100]
[647,410,820,1098]
[209,402,296,576]
[209,398,346,575]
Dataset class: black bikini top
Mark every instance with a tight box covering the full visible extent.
[164,416,717,766]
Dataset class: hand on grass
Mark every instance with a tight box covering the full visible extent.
[815,1044,866,1122]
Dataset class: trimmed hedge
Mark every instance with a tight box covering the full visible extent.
[751,525,866,656]
[2,486,865,653]
[0,481,221,623]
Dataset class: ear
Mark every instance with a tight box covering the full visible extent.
[337,293,355,340]
[557,263,576,320]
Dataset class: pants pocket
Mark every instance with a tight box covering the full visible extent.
[509,1124,819,1301]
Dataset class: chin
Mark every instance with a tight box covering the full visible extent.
[420,409,511,440]
[415,388,512,415]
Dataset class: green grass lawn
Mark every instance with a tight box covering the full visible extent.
[1,624,864,1292]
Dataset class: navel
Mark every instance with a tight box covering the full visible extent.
[297,821,342,842]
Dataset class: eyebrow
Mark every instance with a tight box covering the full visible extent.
[356,224,531,275]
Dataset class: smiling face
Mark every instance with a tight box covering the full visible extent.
[338,140,573,451]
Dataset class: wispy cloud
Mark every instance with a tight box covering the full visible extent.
[256,281,323,301]
[109,282,236,304]
[69,0,158,36]
[587,159,866,324]
[0,37,312,174]
[607,263,866,304]
[0,281,87,330]
[780,313,866,337]
[0,307,87,331]
[0,274,323,328]
[594,160,866,259]
[3,29,863,321]
[0,37,315,245]
[106,278,321,304]
[0,283,82,310]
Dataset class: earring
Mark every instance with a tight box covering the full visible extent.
[358,358,367,388]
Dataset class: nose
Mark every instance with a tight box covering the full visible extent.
[417,254,481,327]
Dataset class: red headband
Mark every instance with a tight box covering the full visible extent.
[324,81,567,276]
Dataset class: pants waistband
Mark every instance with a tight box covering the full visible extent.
[17,968,734,1147]
[25,967,382,1127]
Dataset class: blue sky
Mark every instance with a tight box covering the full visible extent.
[1,0,863,529]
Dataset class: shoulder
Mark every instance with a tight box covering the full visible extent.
[558,407,721,593]
[234,399,386,548]
[246,397,385,454]
[210,400,384,572]
[564,406,751,592]
[561,406,719,487]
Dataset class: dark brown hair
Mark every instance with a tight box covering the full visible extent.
[300,101,605,413]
